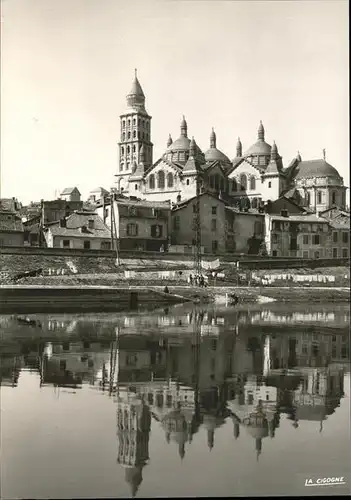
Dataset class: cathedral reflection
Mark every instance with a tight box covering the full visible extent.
[0,308,349,496]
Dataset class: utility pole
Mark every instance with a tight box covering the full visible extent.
[110,190,120,266]
[193,171,202,276]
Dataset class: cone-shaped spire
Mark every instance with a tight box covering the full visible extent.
[167,134,173,147]
[181,115,188,137]
[126,69,146,110]
[210,128,216,148]
[236,137,242,157]
[296,151,302,162]
[189,136,196,158]
[258,120,265,141]
[271,140,278,160]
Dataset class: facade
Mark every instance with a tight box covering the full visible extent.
[88,187,109,204]
[97,196,171,252]
[43,211,111,250]
[113,73,348,216]
[0,210,24,246]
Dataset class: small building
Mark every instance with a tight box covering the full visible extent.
[171,192,227,254]
[225,207,265,254]
[97,196,171,252]
[60,187,81,202]
[43,211,111,250]
[88,187,109,204]
[41,199,84,224]
[0,210,24,246]
[264,212,332,258]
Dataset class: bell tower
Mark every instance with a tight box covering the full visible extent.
[115,70,153,192]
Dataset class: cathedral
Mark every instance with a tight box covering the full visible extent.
[115,71,347,213]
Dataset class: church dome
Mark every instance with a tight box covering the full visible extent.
[295,159,342,180]
[243,121,275,169]
[244,140,272,157]
[204,147,231,164]
[163,116,205,165]
[204,127,231,166]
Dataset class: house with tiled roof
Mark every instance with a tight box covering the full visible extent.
[43,211,111,250]
[0,210,24,246]
[96,195,171,252]
[60,187,81,202]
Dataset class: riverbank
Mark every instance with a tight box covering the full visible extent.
[0,283,349,314]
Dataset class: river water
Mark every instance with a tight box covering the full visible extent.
[1,303,350,498]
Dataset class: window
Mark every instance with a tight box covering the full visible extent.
[254,221,262,235]
[167,172,174,188]
[59,360,67,370]
[101,241,111,250]
[127,223,138,236]
[272,250,278,256]
[211,339,217,351]
[63,239,70,248]
[332,192,337,204]
[134,184,138,191]
[342,232,349,244]
[133,131,136,138]
[158,170,165,189]
[232,179,237,192]
[314,251,320,259]
[122,120,125,129]
[126,354,137,366]
[84,241,91,250]
[268,181,272,188]
[62,342,70,351]
[312,235,320,245]
[333,247,338,258]
[333,232,338,243]
[317,191,322,204]
[342,248,348,258]
[122,132,125,141]
[132,145,136,153]
[212,240,218,252]
[151,225,163,238]
[186,179,190,185]
[212,206,217,215]
[272,233,278,244]
[173,216,180,230]
[121,146,125,155]
[303,235,309,245]
[127,132,131,139]
[149,174,155,190]
[211,219,217,232]
[240,174,247,191]
[250,176,256,190]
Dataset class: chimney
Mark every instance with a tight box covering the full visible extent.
[88,219,94,229]
[60,218,66,228]
[280,209,289,218]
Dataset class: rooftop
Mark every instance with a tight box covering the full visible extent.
[295,159,342,180]
[46,211,110,239]
[0,212,24,232]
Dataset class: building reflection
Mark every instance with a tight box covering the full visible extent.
[0,308,349,494]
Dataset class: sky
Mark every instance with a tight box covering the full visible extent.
[0,0,349,205]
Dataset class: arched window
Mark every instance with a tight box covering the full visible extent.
[331,191,337,204]
[306,191,311,205]
[122,120,126,129]
[158,170,165,189]
[121,146,124,156]
[250,176,256,190]
[149,175,155,190]
[240,174,247,191]
[142,120,145,127]
[122,133,125,141]
[167,172,174,188]
[127,145,130,154]
[232,179,237,192]
[127,119,131,127]
[317,191,322,204]
[127,132,131,139]
[127,162,130,170]
[120,163,123,171]
[133,131,136,138]
[132,145,136,153]
[133,118,136,126]
[252,197,257,209]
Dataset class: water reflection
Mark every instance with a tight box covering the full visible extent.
[1,305,350,498]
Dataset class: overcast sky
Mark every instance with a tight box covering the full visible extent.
[1,0,349,204]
